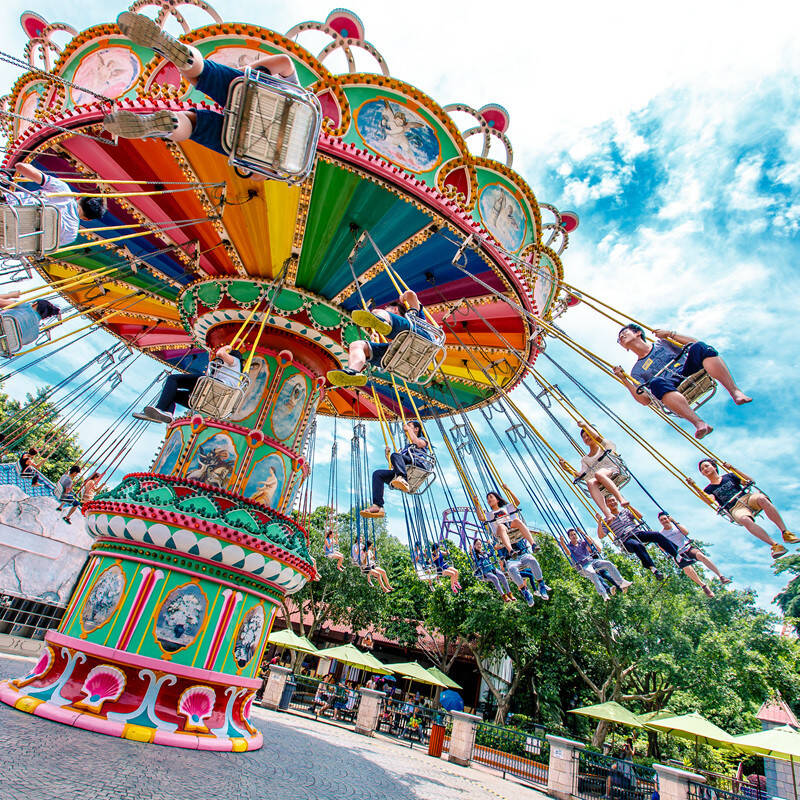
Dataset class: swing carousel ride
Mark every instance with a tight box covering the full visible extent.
[0,0,787,754]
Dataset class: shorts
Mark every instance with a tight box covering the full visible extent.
[648,341,718,400]
[730,491,767,523]
[189,60,244,156]
[367,312,413,367]
[59,493,79,508]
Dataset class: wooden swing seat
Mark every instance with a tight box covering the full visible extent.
[380,321,446,384]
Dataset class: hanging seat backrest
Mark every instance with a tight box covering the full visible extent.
[717,481,762,523]
[0,203,60,257]
[188,359,250,419]
[676,369,716,408]
[0,303,44,357]
[221,67,322,184]
[380,316,446,384]
[404,463,436,494]
[574,449,632,495]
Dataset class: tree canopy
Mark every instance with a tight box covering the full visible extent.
[291,504,800,760]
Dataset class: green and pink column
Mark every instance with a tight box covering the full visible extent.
[0,279,360,750]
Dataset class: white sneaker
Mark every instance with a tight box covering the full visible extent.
[117,12,195,70]
[103,109,178,140]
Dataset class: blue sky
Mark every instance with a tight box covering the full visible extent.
[1,0,799,612]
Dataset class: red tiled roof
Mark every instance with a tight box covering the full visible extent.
[757,693,799,727]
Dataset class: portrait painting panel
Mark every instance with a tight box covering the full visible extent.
[71,47,141,105]
[244,454,285,509]
[478,183,526,253]
[271,373,307,442]
[153,428,184,475]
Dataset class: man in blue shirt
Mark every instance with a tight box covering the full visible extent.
[613,324,751,439]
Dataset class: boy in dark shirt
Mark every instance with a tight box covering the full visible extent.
[698,459,797,559]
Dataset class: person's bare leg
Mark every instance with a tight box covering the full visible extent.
[680,565,704,588]
[176,44,205,81]
[510,519,535,546]
[372,309,391,325]
[495,522,513,552]
[347,341,370,372]
[64,505,77,521]
[168,111,196,142]
[587,479,612,517]
[0,292,20,307]
[702,355,751,405]
[754,496,789,533]
[692,549,726,580]
[740,516,778,547]
[594,469,628,506]
[336,553,344,570]
[660,391,713,438]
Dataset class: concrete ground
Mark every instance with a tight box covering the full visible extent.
[0,654,549,800]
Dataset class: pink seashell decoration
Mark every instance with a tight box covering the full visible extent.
[178,684,216,732]
[74,664,126,713]
[12,646,54,688]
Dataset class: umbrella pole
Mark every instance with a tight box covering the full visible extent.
[792,754,797,800]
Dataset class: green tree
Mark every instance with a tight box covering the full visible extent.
[775,555,800,634]
[0,388,84,482]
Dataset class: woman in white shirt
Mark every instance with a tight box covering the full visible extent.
[559,425,629,519]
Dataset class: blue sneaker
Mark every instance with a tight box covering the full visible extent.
[521,587,535,607]
[537,581,551,601]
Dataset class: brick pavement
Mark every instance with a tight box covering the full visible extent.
[0,654,549,800]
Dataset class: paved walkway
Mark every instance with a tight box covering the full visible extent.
[0,654,549,800]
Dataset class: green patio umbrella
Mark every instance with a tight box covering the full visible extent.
[569,701,644,728]
[267,628,318,654]
[732,725,800,800]
[389,661,449,688]
[318,643,392,674]
[427,666,462,690]
[645,712,737,766]
[637,710,676,724]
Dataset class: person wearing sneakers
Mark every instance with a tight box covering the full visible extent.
[496,538,550,607]
[431,542,461,594]
[657,512,731,594]
[613,324,751,440]
[327,289,439,387]
[361,420,429,518]
[484,490,541,553]
[598,498,677,581]
[133,344,243,423]
[698,459,797,559]
[560,528,632,602]
[102,12,299,158]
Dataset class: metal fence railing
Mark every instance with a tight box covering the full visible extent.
[576,749,658,800]
[470,720,549,785]
[688,780,775,800]
[376,699,448,747]
[287,675,361,724]
[0,590,66,640]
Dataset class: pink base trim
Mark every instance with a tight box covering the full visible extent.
[0,681,262,752]
[46,631,261,689]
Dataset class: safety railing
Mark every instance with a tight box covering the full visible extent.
[0,590,66,640]
[288,675,361,724]
[376,698,447,747]
[688,780,774,800]
[0,460,57,497]
[576,749,658,800]
[471,720,549,786]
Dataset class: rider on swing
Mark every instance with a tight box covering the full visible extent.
[327,289,440,387]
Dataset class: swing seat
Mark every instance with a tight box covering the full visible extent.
[717,483,764,524]
[0,304,48,357]
[220,67,322,184]
[673,369,716,409]
[574,450,631,497]
[415,564,438,582]
[379,318,446,385]
[0,203,60,257]
[187,359,250,419]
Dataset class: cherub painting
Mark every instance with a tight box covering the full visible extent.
[71,47,141,105]
[356,98,440,172]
